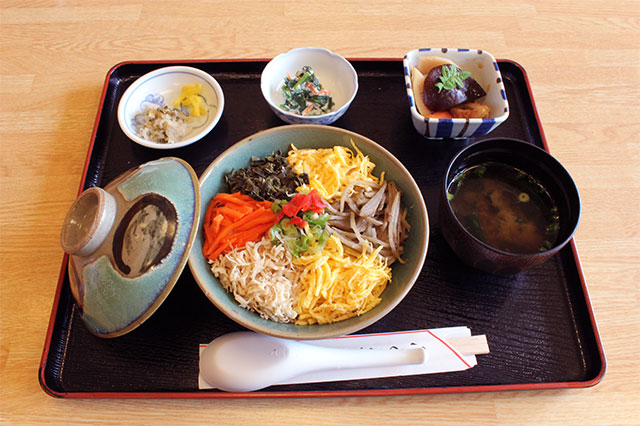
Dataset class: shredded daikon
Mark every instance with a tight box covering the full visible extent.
[210,236,301,323]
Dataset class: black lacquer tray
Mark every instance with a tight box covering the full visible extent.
[40,59,605,398]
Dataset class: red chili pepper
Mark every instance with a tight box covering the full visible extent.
[287,216,307,228]
[299,193,313,211]
[282,193,303,217]
[308,190,328,212]
[277,190,328,228]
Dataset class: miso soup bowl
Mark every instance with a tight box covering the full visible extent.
[440,138,580,275]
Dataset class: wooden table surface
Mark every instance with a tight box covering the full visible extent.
[1,1,638,424]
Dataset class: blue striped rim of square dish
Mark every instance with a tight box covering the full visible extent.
[472,119,496,136]
[435,119,454,138]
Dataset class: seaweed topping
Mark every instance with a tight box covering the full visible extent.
[224,151,309,201]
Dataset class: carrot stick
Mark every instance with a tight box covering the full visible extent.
[229,225,272,247]
[307,83,319,94]
[207,240,232,260]
[204,201,215,225]
[206,224,235,255]
[201,192,276,260]
[227,206,267,229]
[428,110,453,119]
[214,192,254,204]
[216,206,246,220]
[302,104,314,115]
[210,214,223,234]
[234,215,277,232]
[204,220,215,242]
[220,200,254,213]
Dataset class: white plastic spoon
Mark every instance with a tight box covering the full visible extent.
[200,331,427,392]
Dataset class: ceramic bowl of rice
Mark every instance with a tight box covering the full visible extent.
[117,65,224,149]
[188,124,429,340]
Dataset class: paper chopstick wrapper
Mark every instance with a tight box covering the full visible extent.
[198,327,489,390]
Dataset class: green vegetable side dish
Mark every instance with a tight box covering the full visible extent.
[435,65,472,93]
[280,66,335,116]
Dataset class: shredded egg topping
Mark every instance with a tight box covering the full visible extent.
[293,235,391,325]
[287,141,381,202]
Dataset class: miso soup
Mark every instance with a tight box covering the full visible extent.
[447,162,560,254]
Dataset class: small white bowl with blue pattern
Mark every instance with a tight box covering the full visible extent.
[117,66,224,149]
[260,47,358,125]
[404,48,509,139]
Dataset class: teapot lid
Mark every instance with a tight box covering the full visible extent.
[60,157,200,337]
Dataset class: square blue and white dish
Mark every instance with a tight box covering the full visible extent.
[403,48,509,139]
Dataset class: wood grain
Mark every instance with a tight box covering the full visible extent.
[1,0,639,424]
